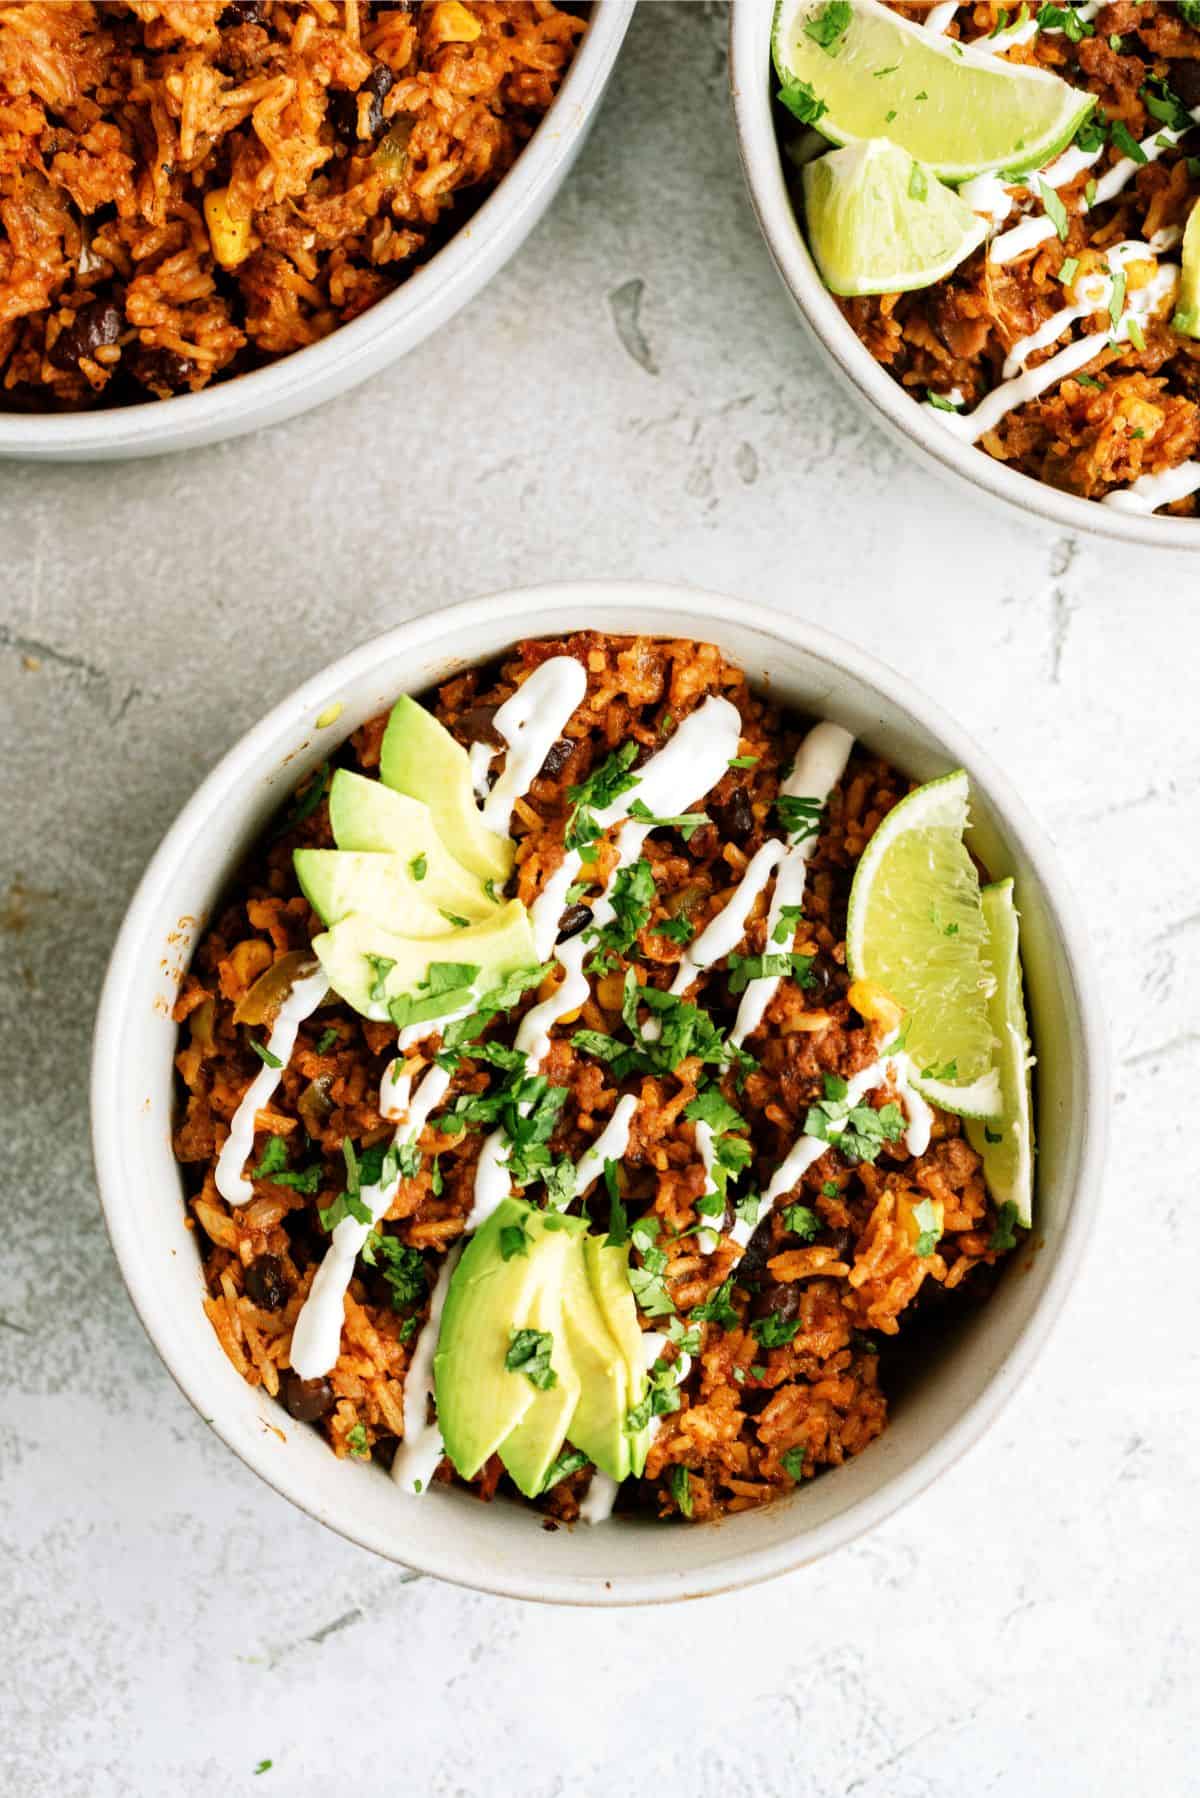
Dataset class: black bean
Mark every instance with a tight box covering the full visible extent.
[48,298,122,372]
[245,1254,289,1311]
[538,737,574,780]
[328,60,395,144]
[823,1226,854,1263]
[219,0,266,21]
[1168,60,1200,111]
[748,1279,802,1325]
[129,345,193,397]
[712,787,754,845]
[556,903,591,943]
[804,949,844,1002]
[281,1372,334,1423]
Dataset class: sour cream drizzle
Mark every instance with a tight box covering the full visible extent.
[728,1044,935,1251]
[730,723,855,1048]
[214,966,331,1206]
[1101,459,1200,512]
[479,656,588,836]
[926,241,1178,444]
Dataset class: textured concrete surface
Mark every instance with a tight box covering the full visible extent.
[2,5,1198,1794]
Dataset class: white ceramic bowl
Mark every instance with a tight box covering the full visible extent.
[91,580,1107,1604]
[0,2,633,464]
[728,2,1200,551]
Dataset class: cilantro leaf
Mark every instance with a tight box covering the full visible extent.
[989,1199,1020,1254]
[669,1464,693,1518]
[505,1328,557,1390]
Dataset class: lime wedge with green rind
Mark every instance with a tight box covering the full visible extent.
[967,880,1035,1227]
[846,769,1000,1118]
[1171,196,1200,338]
[802,140,987,296]
[773,0,1095,184]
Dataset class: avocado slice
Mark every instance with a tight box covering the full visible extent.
[558,1237,632,1483]
[584,1237,652,1477]
[327,769,498,920]
[434,1200,572,1483]
[497,1232,583,1499]
[313,900,537,1022]
[380,696,514,887]
[295,848,462,938]
[434,1200,543,1479]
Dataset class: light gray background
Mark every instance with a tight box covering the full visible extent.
[2,5,1196,1793]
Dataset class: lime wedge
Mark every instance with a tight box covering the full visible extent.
[802,140,987,296]
[846,769,999,1117]
[967,881,1035,1226]
[1172,196,1200,338]
[773,0,1095,183]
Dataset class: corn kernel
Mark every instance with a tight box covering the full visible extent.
[429,0,481,43]
[597,973,626,1011]
[847,978,904,1036]
[1123,257,1157,293]
[204,187,251,268]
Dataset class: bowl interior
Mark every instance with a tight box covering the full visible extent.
[0,0,633,460]
[728,2,1200,551]
[93,583,1104,1602]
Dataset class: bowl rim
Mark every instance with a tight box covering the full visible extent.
[91,579,1110,1603]
[727,0,1200,552]
[0,0,634,457]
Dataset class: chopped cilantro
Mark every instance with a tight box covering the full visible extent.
[781,1446,806,1481]
[585,856,654,972]
[802,0,851,52]
[772,904,806,945]
[1039,179,1069,244]
[505,1328,557,1390]
[565,742,639,860]
[1036,2,1093,41]
[388,959,480,1033]
[603,1160,629,1246]
[409,853,427,882]
[346,1423,369,1458]
[1109,119,1146,166]
[541,1446,589,1491]
[751,1312,800,1349]
[777,76,827,126]
[803,1074,906,1165]
[692,1275,738,1330]
[989,1199,1020,1253]
[1058,256,1079,287]
[776,793,823,840]
[627,798,709,841]
[727,950,814,996]
[655,915,696,945]
[927,390,963,412]
[728,754,759,769]
[249,1038,282,1069]
[783,1203,819,1241]
[362,1231,426,1309]
[1108,270,1127,335]
[315,1026,339,1055]
[669,1464,693,1518]
[499,1221,529,1261]
[254,1760,274,1776]
[910,1197,943,1258]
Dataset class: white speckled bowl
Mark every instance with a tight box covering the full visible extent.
[91,581,1107,1604]
[728,2,1200,550]
[0,1,633,464]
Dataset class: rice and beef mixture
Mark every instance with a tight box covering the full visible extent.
[832,1,1200,508]
[0,0,583,409]
[172,634,1019,1524]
